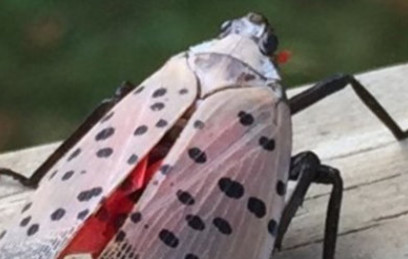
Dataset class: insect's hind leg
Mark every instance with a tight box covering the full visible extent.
[0,81,136,188]
[289,74,408,140]
[275,151,343,259]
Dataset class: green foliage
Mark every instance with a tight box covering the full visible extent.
[0,0,407,150]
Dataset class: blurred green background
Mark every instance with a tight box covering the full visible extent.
[0,0,408,152]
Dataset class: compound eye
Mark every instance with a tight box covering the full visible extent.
[261,33,279,56]
[247,12,266,25]
[220,20,232,33]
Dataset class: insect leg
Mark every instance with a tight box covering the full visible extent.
[289,74,408,140]
[275,151,343,259]
[0,81,136,188]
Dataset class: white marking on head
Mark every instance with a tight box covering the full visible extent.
[190,13,281,82]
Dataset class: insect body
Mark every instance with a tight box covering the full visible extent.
[0,12,406,259]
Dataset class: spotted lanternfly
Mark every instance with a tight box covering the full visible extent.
[0,12,407,259]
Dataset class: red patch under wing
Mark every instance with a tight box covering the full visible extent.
[60,157,161,258]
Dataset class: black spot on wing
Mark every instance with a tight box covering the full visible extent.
[276,180,286,196]
[67,148,81,162]
[268,219,278,236]
[115,230,126,242]
[21,202,32,214]
[134,86,144,95]
[193,120,205,129]
[77,209,90,220]
[100,111,114,123]
[77,187,103,202]
[130,212,142,224]
[156,119,168,128]
[48,170,58,181]
[218,178,245,199]
[27,224,39,236]
[97,148,113,158]
[160,164,172,175]
[134,125,148,136]
[247,197,266,218]
[20,216,31,227]
[50,208,66,221]
[186,215,206,231]
[179,88,188,95]
[91,187,103,196]
[61,170,74,181]
[185,254,199,259]
[127,154,139,165]
[152,88,167,98]
[150,102,165,111]
[238,111,254,126]
[158,229,179,248]
[120,242,128,251]
[213,217,232,235]
[188,148,207,163]
[95,127,115,141]
[259,137,275,151]
[176,190,195,205]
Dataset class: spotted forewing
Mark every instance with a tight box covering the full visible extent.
[0,24,291,259]
[0,54,198,258]
[100,87,291,259]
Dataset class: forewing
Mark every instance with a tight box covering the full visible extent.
[0,54,198,258]
[100,87,292,259]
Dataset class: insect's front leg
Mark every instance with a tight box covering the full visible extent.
[275,151,343,259]
[0,81,136,188]
[289,74,408,140]
[0,168,32,186]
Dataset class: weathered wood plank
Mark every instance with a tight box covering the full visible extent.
[276,63,408,258]
[0,63,407,258]
[0,143,59,199]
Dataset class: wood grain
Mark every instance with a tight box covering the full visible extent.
[277,63,408,259]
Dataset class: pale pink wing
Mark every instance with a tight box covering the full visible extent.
[0,54,198,258]
[100,86,292,259]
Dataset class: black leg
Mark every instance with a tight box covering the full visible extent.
[275,151,343,259]
[0,81,136,188]
[289,74,408,140]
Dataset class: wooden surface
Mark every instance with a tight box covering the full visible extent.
[0,63,407,258]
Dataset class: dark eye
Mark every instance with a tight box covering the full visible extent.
[261,33,279,55]
[220,20,231,33]
[248,12,266,25]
